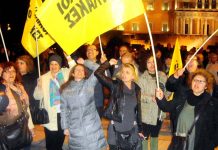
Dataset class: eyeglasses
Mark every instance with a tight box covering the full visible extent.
[192,79,206,84]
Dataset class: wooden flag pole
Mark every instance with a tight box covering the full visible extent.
[98,36,104,55]
[184,28,218,69]
[0,26,9,62]
[144,12,159,89]
[35,23,41,77]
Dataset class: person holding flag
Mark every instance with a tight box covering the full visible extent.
[33,54,76,150]
[155,68,218,150]
[137,51,170,150]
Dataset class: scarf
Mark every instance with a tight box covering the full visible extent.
[187,90,206,106]
[49,72,65,107]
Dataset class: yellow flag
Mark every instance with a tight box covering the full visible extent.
[21,0,55,57]
[168,38,183,100]
[36,0,145,55]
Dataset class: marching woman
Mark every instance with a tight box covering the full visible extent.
[0,62,34,149]
[155,68,218,150]
[60,58,107,150]
[34,54,76,150]
[94,58,144,150]
[137,52,170,150]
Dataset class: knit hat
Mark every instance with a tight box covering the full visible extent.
[49,54,62,67]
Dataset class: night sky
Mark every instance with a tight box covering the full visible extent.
[0,0,30,43]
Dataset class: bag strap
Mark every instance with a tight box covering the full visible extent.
[187,97,210,137]
[40,98,45,108]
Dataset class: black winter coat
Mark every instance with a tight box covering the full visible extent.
[157,75,218,150]
[94,61,143,132]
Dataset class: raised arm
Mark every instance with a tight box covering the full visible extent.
[166,68,185,92]
[94,59,117,90]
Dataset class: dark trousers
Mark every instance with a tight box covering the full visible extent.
[44,113,65,150]
[142,119,162,138]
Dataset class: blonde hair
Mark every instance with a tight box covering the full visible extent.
[116,63,139,82]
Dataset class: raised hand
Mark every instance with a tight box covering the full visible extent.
[100,53,107,63]
[77,58,85,64]
[155,88,164,100]
[109,58,118,66]
[174,68,185,79]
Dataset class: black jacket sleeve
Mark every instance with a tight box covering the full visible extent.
[156,97,177,112]
[166,75,181,92]
[94,61,114,91]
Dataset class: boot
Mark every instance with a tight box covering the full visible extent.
[150,137,158,150]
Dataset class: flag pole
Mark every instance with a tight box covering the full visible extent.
[35,23,41,77]
[144,12,159,89]
[184,28,218,69]
[0,25,9,62]
[98,36,104,55]
[98,35,108,76]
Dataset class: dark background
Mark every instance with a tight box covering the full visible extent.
[0,0,29,43]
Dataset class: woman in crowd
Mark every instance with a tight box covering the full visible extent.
[0,62,34,149]
[137,52,170,150]
[60,58,107,150]
[156,68,218,150]
[34,54,76,150]
[94,58,144,150]
[166,53,199,133]
[16,55,38,121]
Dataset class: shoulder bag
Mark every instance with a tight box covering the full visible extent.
[32,98,49,124]
[0,102,33,149]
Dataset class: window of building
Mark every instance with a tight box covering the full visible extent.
[183,2,189,8]
[185,24,189,34]
[132,23,139,31]
[205,0,209,8]
[197,0,202,8]
[147,2,154,10]
[162,2,169,10]
[162,23,168,32]
[212,0,216,9]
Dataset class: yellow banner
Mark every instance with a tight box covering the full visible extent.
[168,38,183,76]
[168,38,183,100]
[21,0,55,57]
[36,0,145,55]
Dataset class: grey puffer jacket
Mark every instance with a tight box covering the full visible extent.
[60,61,107,150]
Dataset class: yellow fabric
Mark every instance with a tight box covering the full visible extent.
[168,38,183,76]
[168,38,183,100]
[36,0,145,55]
[21,0,55,57]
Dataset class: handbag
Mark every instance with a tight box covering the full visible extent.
[32,98,49,124]
[103,99,122,122]
[0,112,33,150]
[113,126,142,150]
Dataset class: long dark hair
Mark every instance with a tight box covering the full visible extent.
[60,64,89,93]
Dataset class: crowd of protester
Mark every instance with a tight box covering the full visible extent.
[0,41,217,150]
